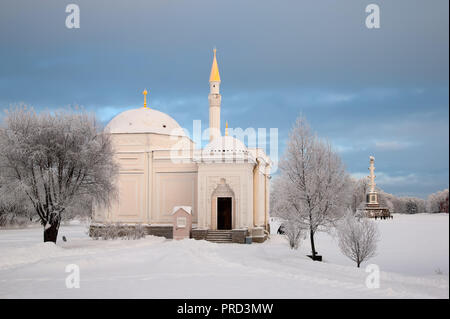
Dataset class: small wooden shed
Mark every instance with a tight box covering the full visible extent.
[171,206,192,240]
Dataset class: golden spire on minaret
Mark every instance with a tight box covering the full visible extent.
[209,48,221,83]
[142,89,148,108]
[225,121,229,136]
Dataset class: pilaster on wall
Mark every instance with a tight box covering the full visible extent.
[146,150,153,224]
[253,161,259,227]
[264,164,270,230]
[252,159,269,228]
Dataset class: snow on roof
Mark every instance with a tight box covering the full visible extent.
[105,107,187,137]
[171,206,192,215]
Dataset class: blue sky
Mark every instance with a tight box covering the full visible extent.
[0,0,448,198]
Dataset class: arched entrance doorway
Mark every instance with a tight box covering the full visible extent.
[211,179,235,230]
[217,197,232,230]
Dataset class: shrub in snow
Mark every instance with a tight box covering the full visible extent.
[337,213,379,268]
[131,224,146,240]
[280,221,305,249]
[103,223,121,240]
[89,223,146,240]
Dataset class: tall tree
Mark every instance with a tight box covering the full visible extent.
[0,106,118,242]
[274,116,351,259]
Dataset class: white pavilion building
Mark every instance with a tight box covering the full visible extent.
[92,50,272,243]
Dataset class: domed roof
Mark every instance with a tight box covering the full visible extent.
[204,135,247,153]
[105,108,187,137]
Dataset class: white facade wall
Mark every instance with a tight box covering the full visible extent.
[196,163,254,230]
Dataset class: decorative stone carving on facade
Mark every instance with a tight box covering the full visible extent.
[207,176,240,202]
[204,176,241,228]
[209,178,238,229]
[212,178,235,196]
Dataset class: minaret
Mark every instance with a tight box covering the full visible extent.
[367,156,378,205]
[209,48,221,142]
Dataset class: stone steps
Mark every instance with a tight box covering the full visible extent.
[205,230,232,243]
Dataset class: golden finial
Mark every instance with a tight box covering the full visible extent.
[225,121,228,136]
[142,89,148,108]
[209,48,221,83]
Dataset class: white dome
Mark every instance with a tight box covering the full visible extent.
[204,135,248,153]
[105,108,186,137]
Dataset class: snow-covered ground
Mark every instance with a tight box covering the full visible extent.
[0,214,448,298]
[305,213,449,277]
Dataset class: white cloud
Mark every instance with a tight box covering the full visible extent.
[376,172,419,186]
[350,171,419,188]
[374,140,414,151]
[318,93,357,104]
[334,144,357,153]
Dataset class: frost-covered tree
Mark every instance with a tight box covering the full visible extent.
[405,199,418,214]
[378,190,395,213]
[350,177,370,213]
[0,106,118,242]
[337,213,379,268]
[273,116,351,259]
[0,187,33,226]
[426,189,449,213]
[271,177,306,249]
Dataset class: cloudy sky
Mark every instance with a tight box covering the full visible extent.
[0,0,448,198]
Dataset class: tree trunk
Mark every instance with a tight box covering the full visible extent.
[44,221,60,243]
[310,229,316,258]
